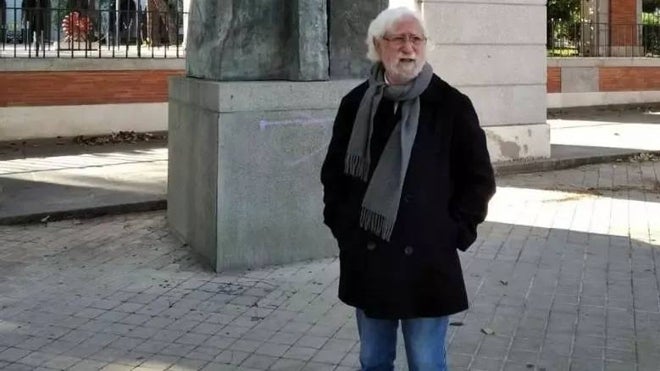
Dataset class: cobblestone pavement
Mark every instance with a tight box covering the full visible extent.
[0,160,659,371]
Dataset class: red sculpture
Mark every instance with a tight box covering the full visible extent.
[62,11,93,42]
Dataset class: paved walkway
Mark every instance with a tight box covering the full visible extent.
[1,158,659,371]
[0,138,167,224]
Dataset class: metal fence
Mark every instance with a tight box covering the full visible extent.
[547,19,660,57]
[0,6,186,58]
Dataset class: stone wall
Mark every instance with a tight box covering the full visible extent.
[420,0,550,161]
[0,59,182,141]
[547,58,660,108]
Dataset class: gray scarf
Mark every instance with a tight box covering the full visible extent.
[345,62,433,241]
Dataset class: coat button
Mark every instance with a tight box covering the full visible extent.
[404,245,413,255]
[367,242,376,251]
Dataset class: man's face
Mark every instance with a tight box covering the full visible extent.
[375,17,427,85]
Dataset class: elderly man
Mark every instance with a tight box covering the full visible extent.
[320,6,496,371]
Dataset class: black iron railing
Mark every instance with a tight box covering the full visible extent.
[547,19,660,57]
[0,6,187,58]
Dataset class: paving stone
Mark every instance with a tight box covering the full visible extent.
[269,331,303,345]
[167,357,209,370]
[283,346,318,361]
[41,354,81,369]
[174,332,210,346]
[295,334,329,349]
[15,350,53,367]
[100,365,135,371]
[212,349,250,366]
[270,357,306,370]
[3,364,38,371]
[254,342,290,357]
[239,354,278,370]
[14,336,52,351]
[68,359,110,371]
[0,347,32,362]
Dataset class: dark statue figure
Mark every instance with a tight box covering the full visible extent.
[147,0,178,46]
[109,0,139,44]
[21,0,50,53]
[0,0,6,42]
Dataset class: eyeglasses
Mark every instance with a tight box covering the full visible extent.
[382,34,427,47]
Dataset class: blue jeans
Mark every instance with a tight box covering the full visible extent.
[356,308,449,371]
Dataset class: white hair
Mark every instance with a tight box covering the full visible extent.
[365,7,426,63]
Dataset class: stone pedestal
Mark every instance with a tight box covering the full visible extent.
[168,77,360,271]
[169,0,386,271]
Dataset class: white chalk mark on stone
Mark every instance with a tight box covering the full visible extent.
[259,118,333,130]
[285,143,330,167]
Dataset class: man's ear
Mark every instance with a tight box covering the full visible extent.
[373,37,381,55]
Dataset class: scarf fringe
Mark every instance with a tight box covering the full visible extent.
[360,207,394,242]
[345,154,369,182]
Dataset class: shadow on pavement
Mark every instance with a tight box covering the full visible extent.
[549,108,660,124]
[0,176,166,224]
[496,160,660,204]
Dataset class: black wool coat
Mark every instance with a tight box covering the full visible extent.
[320,74,496,319]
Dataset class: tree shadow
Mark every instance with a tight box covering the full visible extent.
[0,172,165,224]
[496,160,660,204]
[447,220,660,370]
[549,107,660,124]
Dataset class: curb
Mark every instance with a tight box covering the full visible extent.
[0,199,167,226]
[493,150,660,176]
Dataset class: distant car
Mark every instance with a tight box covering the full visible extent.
[3,28,24,44]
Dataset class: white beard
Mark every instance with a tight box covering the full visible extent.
[385,59,425,83]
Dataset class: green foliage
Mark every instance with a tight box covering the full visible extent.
[643,0,660,13]
[547,0,581,22]
[547,47,579,57]
[643,12,660,25]
[642,14,660,55]
[547,0,581,51]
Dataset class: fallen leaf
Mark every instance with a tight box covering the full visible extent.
[481,327,495,335]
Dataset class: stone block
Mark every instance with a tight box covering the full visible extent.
[422,2,546,45]
[561,67,598,93]
[460,85,547,126]
[428,45,546,86]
